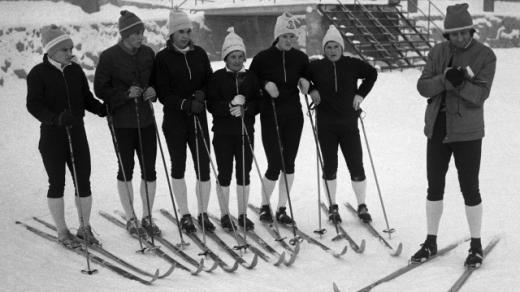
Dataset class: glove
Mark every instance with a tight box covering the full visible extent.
[181,99,192,114]
[55,111,74,126]
[128,85,143,99]
[444,67,465,87]
[193,90,205,102]
[298,78,310,95]
[309,89,321,105]
[352,94,364,110]
[230,94,245,106]
[229,106,243,117]
[97,105,108,118]
[191,99,205,114]
[142,87,156,102]
[264,81,279,98]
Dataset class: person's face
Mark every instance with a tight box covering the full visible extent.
[448,29,472,49]
[324,41,342,62]
[172,28,192,49]
[49,40,74,65]
[277,33,297,51]
[225,51,246,72]
[126,29,144,49]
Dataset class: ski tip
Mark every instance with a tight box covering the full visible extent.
[274,251,286,267]
[391,242,404,257]
[220,260,240,273]
[158,264,176,279]
[356,239,366,253]
[333,282,341,292]
[191,261,204,276]
[247,254,259,269]
[204,259,219,273]
[334,245,348,258]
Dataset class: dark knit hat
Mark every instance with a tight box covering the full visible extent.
[118,10,144,39]
[444,3,474,33]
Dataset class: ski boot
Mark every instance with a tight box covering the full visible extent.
[126,217,148,238]
[357,204,372,223]
[76,225,100,246]
[276,207,294,225]
[58,229,82,248]
[142,216,162,237]
[328,204,342,224]
[259,204,273,223]
[220,214,237,232]
[410,241,437,263]
[464,246,483,269]
[197,213,216,232]
[180,214,196,233]
[238,214,255,231]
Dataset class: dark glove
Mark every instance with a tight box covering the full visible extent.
[193,90,205,102]
[191,99,205,114]
[97,105,108,118]
[181,99,192,114]
[55,111,74,126]
[445,67,465,87]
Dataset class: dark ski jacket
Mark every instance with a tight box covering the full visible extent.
[417,39,496,143]
[207,67,262,135]
[155,41,212,133]
[307,55,377,127]
[27,54,103,127]
[94,42,155,128]
[249,45,309,116]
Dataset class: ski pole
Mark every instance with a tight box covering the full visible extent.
[269,98,298,244]
[65,126,97,275]
[147,100,189,248]
[193,115,207,246]
[133,98,155,246]
[303,94,339,235]
[105,105,148,253]
[358,110,395,238]
[239,108,249,249]
[194,116,247,252]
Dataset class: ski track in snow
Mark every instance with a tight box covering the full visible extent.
[2,1,520,292]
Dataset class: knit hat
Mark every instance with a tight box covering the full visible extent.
[444,3,474,33]
[322,25,344,51]
[41,25,73,56]
[119,10,144,39]
[168,9,192,36]
[221,27,246,60]
[274,12,298,41]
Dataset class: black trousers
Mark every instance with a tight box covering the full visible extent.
[261,112,304,180]
[317,121,366,181]
[427,111,482,206]
[39,125,91,198]
[213,132,253,186]
[115,125,157,181]
[163,117,210,181]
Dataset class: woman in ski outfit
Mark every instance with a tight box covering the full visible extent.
[207,28,261,231]
[94,10,159,237]
[306,25,377,224]
[411,4,496,269]
[155,9,214,233]
[27,25,105,247]
[249,12,310,224]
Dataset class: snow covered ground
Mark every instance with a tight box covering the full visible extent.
[2,1,520,291]
[2,48,519,291]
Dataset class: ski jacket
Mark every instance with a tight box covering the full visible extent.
[94,42,155,128]
[307,56,377,127]
[155,41,212,133]
[207,68,262,135]
[249,45,309,116]
[417,39,496,143]
[27,54,103,127]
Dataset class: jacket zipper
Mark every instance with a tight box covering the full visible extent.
[333,61,338,92]
[183,54,192,80]
[282,51,287,83]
